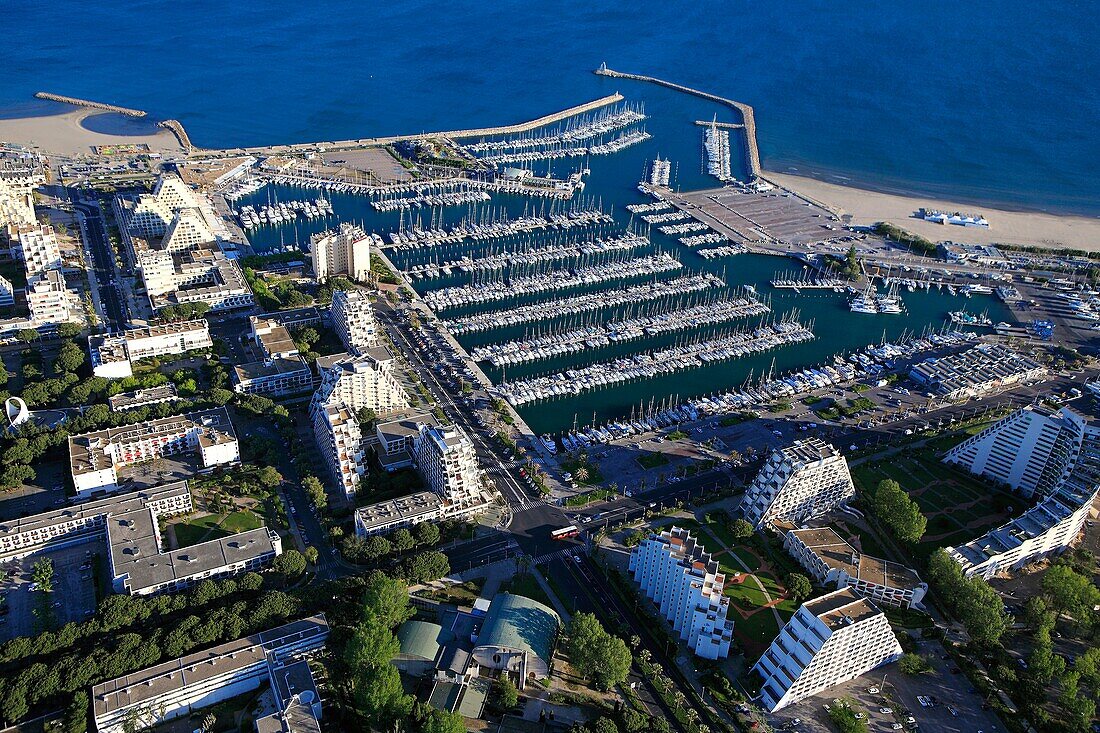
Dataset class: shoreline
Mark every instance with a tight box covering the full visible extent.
[763,170,1100,254]
[0,105,181,157]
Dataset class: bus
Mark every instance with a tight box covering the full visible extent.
[550,525,580,540]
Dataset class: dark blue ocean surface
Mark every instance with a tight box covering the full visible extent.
[3,1,1098,215]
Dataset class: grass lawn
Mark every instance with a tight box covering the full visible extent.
[501,572,554,609]
[636,452,670,470]
[736,608,786,657]
[562,488,616,507]
[852,449,1015,557]
[173,510,263,548]
[560,456,604,485]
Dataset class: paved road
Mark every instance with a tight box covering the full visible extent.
[70,197,129,329]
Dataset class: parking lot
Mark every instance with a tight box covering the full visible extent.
[768,638,1005,733]
[0,543,100,642]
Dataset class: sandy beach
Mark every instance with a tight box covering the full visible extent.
[764,171,1100,254]
[0,106,182,157]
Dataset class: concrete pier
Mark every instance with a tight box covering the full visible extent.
[693,120,745,129]
[594,65,761,180]
[34,92,147,118]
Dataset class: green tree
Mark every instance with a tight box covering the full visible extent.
[304,546,319,565]
[273,550,306,579]
[414,521,441,546]
[593,718,620,733]
[784,572,812,603]
[1042,564,1100,622]
[391,528,416,553]
[57,323,83,339]
[866,479,927,544]
[898,653,932,675]
[16,329,39,343]
[345,618,401,669]
[257,466,282,488]
[844,244,861,280]
[302,475,327,511]
[828,699,868,733]
[421,708,466,733]
[64,690,89,733]
[492,677,519,710]
[566,613,632,690]
[31,558,54,593]
[55,341,86,372]
[1,685,28,724]
[239,572,264,592]
[403,551,450,584]
[925,549,1007,645]
[360,571,414,629]
[728,518,754,541]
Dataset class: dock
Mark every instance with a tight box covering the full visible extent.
[693,120,744,129]
[594,64,761,179]
[34,92,147,118]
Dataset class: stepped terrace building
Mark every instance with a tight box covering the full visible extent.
[68,407,239,498]
[93,615,327,733]
[331,287,379,355]
[628,527,734,660]
[908,343,1046,400]
[944,403,1100,578]
[752,588,902,712]
[0,481,281,596]
[781,525,927,609]
[740,439,856,529]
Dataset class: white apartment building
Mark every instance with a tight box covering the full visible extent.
[944,403,1100,578]
[27,269,80,326]
[92,615,328,733]
[740,439,856,529]
[114,173,222,244]
[414,423,484,518]
[0,274,14,308]
[782,526,927,609]
[68,407,240,497]
[628,526,734,660]
[89,336,134,378]
[330,287,378,355]
[0,175,37,234]
[311,222,371,282]
[233,317,313,397]
[16,224,62,275]
[752,588,903,712]
[355,491,444,537]
[140,249,254,313]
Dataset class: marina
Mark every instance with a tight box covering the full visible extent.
[495,318,816,406]
[421,252,683,311]
[469,293,770,367]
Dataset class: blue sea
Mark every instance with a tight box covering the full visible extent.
[4,0,1099,215]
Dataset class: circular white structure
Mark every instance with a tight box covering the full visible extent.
[4,397,29,428]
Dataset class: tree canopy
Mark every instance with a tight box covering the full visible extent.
[865,479,927,545]
[565,612,632,690]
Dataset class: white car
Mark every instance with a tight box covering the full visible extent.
[879,707,893,714]
[868,686,880,694]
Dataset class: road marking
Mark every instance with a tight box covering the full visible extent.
[530,548,573,565]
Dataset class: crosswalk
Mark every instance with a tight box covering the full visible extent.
[506,495,553,512]
[529,548,574,565]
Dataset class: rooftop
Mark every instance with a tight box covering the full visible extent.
[476,592,560,666]
[803,587,882,630]
[355,491,442,532]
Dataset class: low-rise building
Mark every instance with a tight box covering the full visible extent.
[69,407,239,498]
[471,593,560,688]
[740,439,856,529]
[908,343,1046,400]
[141,248,255,313]
[330,288,378,355]
[91,320,213,379]
[0,481,281,595]
[752,588,903,712]
[108,384,179,412]
[781,526,927,609]
[628,526,734,660]
[92,615,327,733]
[354,491,444,537]
[374,410,438,471]
[233,317,313,397]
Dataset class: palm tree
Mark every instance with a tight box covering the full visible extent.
[629,635,641,649]
[574,467,589,484]
[638,649,652,665]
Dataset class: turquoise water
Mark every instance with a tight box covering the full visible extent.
[3,1,1098,215]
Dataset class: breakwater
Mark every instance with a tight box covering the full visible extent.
[594,64,761,179]
[158,119,196,151]
[35,92,147,117]
[225,93,625,155]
